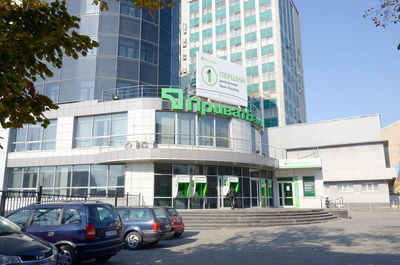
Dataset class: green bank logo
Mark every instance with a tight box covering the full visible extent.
[161,88,262,128]
[201,66,217,86]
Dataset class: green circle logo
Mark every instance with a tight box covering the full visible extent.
[201,65,218,86]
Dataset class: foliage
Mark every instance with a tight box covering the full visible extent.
[0,0,98,131]
[96,0,176,13]
[364,0,400,50]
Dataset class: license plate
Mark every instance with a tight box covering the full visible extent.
[105,230,117,237]
[165,224,170,229]
[175,218,181,223]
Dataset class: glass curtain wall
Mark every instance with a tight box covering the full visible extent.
[7,165,125,197]
[153,163,273,209]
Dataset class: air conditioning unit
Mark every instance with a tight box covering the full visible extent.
[125,141,140,149]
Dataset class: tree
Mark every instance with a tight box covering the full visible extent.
[0,0,175,148]
[364,0,400,50]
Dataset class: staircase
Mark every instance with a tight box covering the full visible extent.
[179,208,341,230]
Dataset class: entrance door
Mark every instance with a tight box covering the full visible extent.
[278,182,294,207]
[250,178,259,207]
[217,176,229,208]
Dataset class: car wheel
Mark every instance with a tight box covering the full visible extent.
[125,231,143,250]
[174,231,183,238]
[96,256,112,262]
[58,245,76,265]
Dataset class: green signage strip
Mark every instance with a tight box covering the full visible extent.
[279,159,322,169]
[294,176,300,208]
[161,88,263,128]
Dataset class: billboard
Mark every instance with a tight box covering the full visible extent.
[196,52,247,107]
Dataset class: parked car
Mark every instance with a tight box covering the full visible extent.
[117,207,174,250]
[164,207,184,237]
[0,216,58,264]
[6,201,124,265]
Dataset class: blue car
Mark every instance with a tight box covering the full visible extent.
[117,207,174,250]
[6,201,124,265]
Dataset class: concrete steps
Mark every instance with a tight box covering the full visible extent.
[179,208,340,230]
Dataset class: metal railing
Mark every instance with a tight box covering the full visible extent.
[0,187,141,216]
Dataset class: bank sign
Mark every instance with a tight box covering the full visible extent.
[161,88,262,128]
[196,52,247,107]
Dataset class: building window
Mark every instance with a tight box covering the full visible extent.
[155,112,230,148]
[303,177,315,197]
[362,183,379,192]
[12,120,57,152]
[74,113,127,148]
[7,165,125,197]
[337,183,354,192]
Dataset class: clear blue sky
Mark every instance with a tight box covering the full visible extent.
[294,0,400,128]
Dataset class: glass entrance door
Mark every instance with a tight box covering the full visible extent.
[278,182,294,207]
[250,178,259,207]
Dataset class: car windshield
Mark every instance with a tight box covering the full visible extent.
[167,208,178,216]
[153,208,168,220]
[0,216,21,234]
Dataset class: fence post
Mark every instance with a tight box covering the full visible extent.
[0,191,7,216]
[114,192,118,207]
[139,193,141,206]
[126,192,129,206]
[84,190,87,202]
[37,186,43,204]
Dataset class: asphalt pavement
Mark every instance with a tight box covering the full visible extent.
[89,212,400,265]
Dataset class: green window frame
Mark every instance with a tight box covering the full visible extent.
[247,84,259,93]
[260,28,273,38]
[190,48,199,57]
[215,9,226,19]
[202,0,211,7]
[263,80,276,90]
[190,18,199,27]
[245,32,257,42]
[260,11,272,21]
[245,48,257,59]
[202,28,212,38]
[244,16,256,26]
[230,52,242,62]
[202,44,212,52]
[202,13,212,23]
[262,62,275,72]
[216,40,227,50]
[243,0,255,9]
[230,36,241,46]
[229,4,240,14]
[261,45,274,55]
[216,25,226,34]
[246,66,258,76]
[190,32,199,41]
[190,2,199,12]
[303,177,315,197]
[229,20,241,30]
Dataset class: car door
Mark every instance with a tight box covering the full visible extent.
[26,206,62,243]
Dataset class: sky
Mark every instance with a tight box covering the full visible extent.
[294,0,400,128]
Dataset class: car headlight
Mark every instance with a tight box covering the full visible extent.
[0,255,21,264]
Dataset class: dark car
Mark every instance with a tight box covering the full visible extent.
[6,201,124,265]
[0,216,58,264]
[165,207,184,237]
[117,207,174,250]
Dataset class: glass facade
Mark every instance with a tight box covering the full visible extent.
[35,0,180,103]
[154,163,273,209]
[12,120,57,152]
[183,0,306,127]
[7,165,125,197]
[155,112,230,148]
